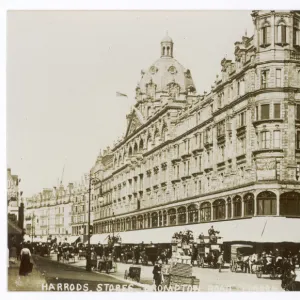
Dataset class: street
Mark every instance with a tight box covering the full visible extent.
[32,255,142,292]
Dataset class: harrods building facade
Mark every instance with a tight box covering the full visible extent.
[91,10,300,236]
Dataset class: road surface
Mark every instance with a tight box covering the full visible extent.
[33,255,142,292]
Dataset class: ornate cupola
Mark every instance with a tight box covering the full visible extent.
[161,32,173,58]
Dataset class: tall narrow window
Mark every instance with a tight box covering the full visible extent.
[261,70,269,88]
[273,130,281,148]
[293,26,300,46]
[274,103,281,118]
[261,131,271,149]
[296,104,300,120]
[277,23,287,44]
[261,24,271,46]
[297,131,300,149]
[261,104,270,120]
[276,69,282,87]
[256,106,259,120]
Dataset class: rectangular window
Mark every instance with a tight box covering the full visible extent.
[296,105,300,119]
[276,69,282,87]
[274,103,281,118]
[273,130,281,148]
[297,131,300,149]
[261,131,271,149]
[261,70,269,88]
[261,104,270,120]
[256,106,259,120]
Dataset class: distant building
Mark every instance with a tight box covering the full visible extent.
[7,168,20,222]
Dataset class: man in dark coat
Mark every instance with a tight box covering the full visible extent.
[152,261,162,291]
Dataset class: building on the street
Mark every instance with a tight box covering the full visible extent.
[70,175,97,243]
[7,168,21,221]
[24,184,73,242]
[90,10,300,246]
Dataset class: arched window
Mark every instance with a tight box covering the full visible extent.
[168,208,177,226]
[137,215,143,229]
[178,207,187,224]
[133,143,138,154]
[244,193,254,216]
[147,135,152,150]
[233,196,242,217]
[151,212,158,228]
[213,199,226,220]
[139,139,144,151]
[200,202,211,222]
[116,219,120,232]
[126,218,131,231]
[163,47,165,56]
[257,191,277,215]
[280,192,300,216]
[227,198,232,218]
[132,216,137,230]
[261,22,271,46]
[128,147,133,157]
[163,211,167,226]
[277,21,287,44]
[167,46,170,56]
[154,130,160,146]
[162,126,168,142]
[188,204,198,223]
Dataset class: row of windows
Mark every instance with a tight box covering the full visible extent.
[256,103,281,120]
[260,22,300,46]
[94,192,300,233]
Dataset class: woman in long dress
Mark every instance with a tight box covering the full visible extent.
[19,245,32,276]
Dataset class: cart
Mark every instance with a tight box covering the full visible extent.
[124,266,141,282]
[98,255,116,274]
[162,263,200,290]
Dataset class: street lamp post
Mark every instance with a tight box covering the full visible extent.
[112,213,115,238]
[86,171,101,271]
[31,213,35,244]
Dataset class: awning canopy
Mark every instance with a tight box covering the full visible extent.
[67,236,80,244]
[8,220,22,235]
[90,234,109,245]
[113,217,300,244]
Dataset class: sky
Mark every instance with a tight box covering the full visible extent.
[6,10,254,198]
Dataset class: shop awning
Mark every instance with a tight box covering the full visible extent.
[67,236,80,244]
[116,217,300,244]
[8,220,22,235]
[90,234,109,244]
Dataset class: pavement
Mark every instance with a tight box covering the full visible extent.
[7,258,47,291]
[45,254,285,292]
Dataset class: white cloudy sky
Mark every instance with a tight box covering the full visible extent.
[7,10,254,197]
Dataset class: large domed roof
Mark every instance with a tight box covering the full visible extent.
[139,56,196,94]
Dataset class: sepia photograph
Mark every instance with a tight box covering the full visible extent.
[5,7,300,293]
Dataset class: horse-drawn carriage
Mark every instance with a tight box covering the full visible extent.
[196,239,222,268]
[230,244,254,273]
[141,246,160,266]
[256,255,284,279]
[98,255,116,274]
[61,246,76,263]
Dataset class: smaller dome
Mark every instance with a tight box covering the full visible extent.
[161,33,173,43]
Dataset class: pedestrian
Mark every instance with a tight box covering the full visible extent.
[19,244,32,276]
[9,243,17,264]
[152,261,162,291]
[218,251,224,273]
